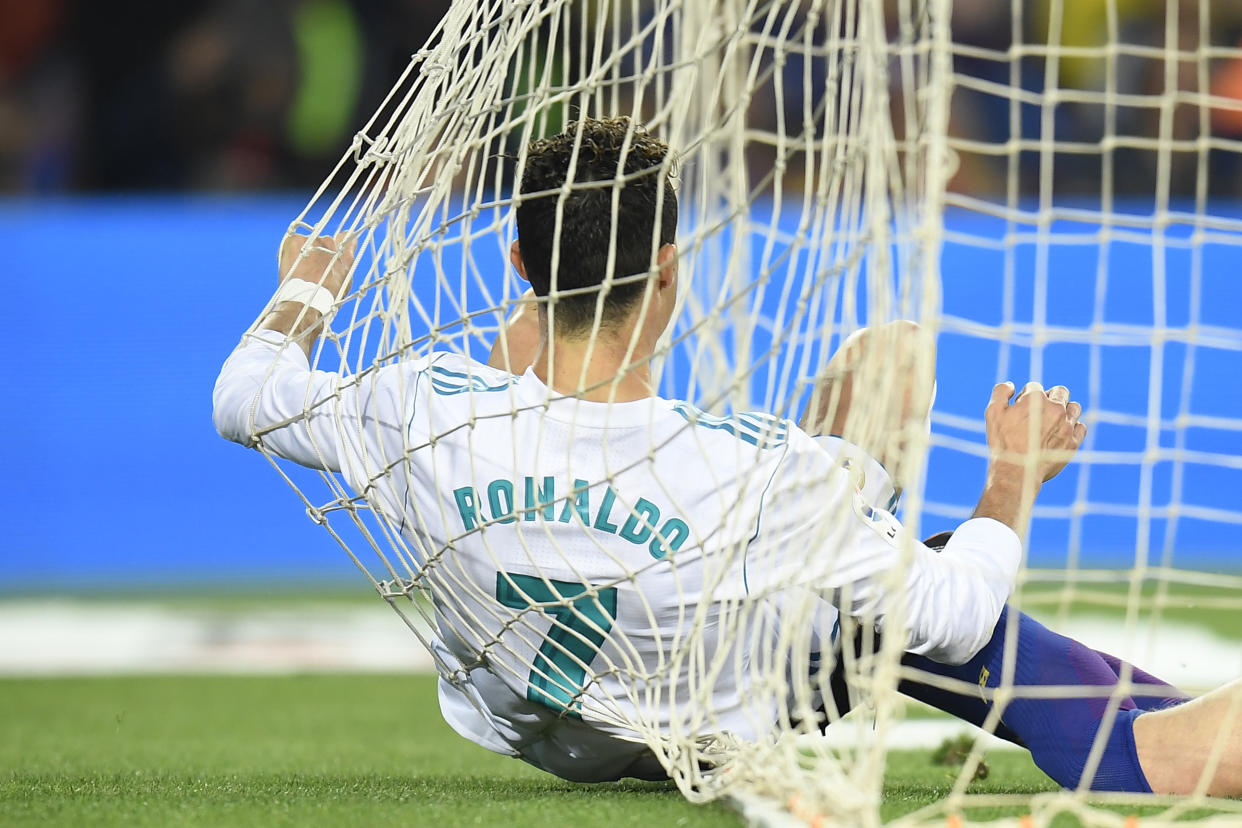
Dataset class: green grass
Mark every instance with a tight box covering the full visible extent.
[1,586,1237,826]
[6,675,1236,827]
[0,675,739,827]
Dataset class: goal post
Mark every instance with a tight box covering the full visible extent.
[248,0,1242,824]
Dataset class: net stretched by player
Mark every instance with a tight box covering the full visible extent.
[214,117,1242,797]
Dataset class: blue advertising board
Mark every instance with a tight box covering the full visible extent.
[3,196,1239,588]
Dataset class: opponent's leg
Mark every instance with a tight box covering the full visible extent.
[825,606,1026,745]
[893,644,1187,750]
[895,653,1025,746]
[902,607,1153,792]
[912,531,1186,730]
[1133,678,1242,796]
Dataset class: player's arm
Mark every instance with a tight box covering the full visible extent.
[783,380,1085,664]
[897,380,1086,661]
[213,233,361,472]
[971,380,1086,532]
[260,233,355,359]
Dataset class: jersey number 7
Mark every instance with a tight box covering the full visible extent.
[496,572,619,719]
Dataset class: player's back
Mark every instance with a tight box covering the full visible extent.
[216,332,1024,782]
[393,354,816,754]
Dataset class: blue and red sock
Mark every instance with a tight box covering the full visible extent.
[901,607,1159,792]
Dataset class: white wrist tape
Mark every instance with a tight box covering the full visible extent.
[273,278,337,316]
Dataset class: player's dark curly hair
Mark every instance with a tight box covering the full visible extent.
[515,116,678,336]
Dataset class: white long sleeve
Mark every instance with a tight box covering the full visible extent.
[898,517,1019,664]
[212,330,348,472]
[743,434,1020,666]
[213,329,426,489]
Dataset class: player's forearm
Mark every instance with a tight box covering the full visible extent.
[260,301,328,360]
[263,234,354,359]
[971,463,1039,536]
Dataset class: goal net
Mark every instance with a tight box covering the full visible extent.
[249,0,1242,824]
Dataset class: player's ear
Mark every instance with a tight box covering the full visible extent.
[656,243,677,291]
[510,240,529,283]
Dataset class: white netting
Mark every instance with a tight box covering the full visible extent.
[244,0,1242,824]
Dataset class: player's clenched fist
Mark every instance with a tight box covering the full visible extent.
[278,232,356,300]
[985,381,1087,483]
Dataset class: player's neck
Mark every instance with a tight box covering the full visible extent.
[533,331,657,402]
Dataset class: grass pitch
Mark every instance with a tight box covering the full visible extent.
[4,674,1241,826]
[1,674,739,827]
[0,672,1117,827]
[2,581,1237,826]
[4,675,1237,828]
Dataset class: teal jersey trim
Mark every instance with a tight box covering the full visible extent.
[741,444,789,595]
[399,366,432,544]
[428,363,515,396]
[671,401,790,450]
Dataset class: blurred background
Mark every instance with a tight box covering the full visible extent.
[5,0,1242,195]
[2,1,1241,678]
[2,0,452,192]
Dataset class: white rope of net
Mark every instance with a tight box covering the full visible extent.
[239,0,1242,825]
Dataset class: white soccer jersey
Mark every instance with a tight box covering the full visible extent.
[214,331,1021,781]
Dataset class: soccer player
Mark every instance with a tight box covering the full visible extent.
[214,116,1241,796]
